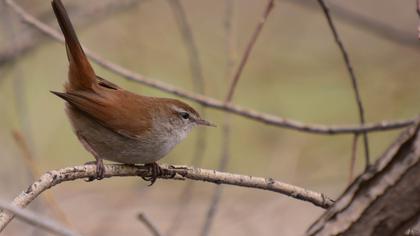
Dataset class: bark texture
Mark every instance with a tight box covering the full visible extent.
[307,121,420,236]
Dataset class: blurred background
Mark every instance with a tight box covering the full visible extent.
[0,0,419,235]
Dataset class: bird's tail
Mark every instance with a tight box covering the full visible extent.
[52,0,96,91]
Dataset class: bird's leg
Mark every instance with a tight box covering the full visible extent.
[77,132,105,181]
[84,158,105,181]
[141,162,163,186]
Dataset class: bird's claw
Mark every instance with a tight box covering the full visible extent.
[141,163,163,186]
[84,159,105,181]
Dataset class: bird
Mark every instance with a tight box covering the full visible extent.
[50,0,214,184]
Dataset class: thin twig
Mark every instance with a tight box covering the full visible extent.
[4,0,418,135]
[165,1,207,235]
[201,184,224,236]
[225,0,275,102]
[3,7,43,236]
[12,131,33,170]
[0,164,334,231]
[137,213,162,236]
[285,0,420,52]
[164,183,193,235]
[168,0,207,166]
[417,0,420,40]
[348,134,359,183]
[317,0,370,168]
[201,1,236,235]
[0,200,81,236]
[12,131,74,227]
[0,0,144,67]
[167,0,205,94]
[201,119,232,236]
[1,0,33,150]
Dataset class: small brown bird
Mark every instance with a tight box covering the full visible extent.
[50,0,214,183]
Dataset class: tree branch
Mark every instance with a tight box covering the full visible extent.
[167,0,205,94]
[307,121,420,236]
[137,213,162,236]
[286,0,420,52]
[348,134,359,183]
[0,0,143,67]
[165,1,207,233]
[0,200,80,236]
[12,130,73,227]
[0,164,334,231]
[201,1,237,235]
[225,0,274,102]
[4,0,417,135]
[417,0,420,40]
[317,0,370,167]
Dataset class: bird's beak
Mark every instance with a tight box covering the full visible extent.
[196,119,216,127]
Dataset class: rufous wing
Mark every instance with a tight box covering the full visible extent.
[51,90,153,138]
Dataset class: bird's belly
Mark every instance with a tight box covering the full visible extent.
[66,107,175,164]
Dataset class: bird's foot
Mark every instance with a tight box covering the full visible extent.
[84,159,105,181]
[141,162,163,186]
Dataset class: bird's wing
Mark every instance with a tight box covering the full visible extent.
[96,75,120,90]
[51,90,153,139]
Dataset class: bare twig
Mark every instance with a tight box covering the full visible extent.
[225,0,274,102]
[12,130,33,171]
[201,184,224,236]
[168,0,207,165]
[165,1,208,235]
[12,131,73,227]
[4,0,418,134]
[137,213,162,236]
[3,7,44,236]
[317,0,370,167]
[218,119,233,177]
[200,121,232,236]
[0,200,81,236]
[201,1,236,235]
[1,1,33,148]
[348,134,359,183]
[0,164,334,231]
[0,0,143,67]
[167,0,205,94]
[417,0,420,39]
[285,0,420,52]
[164,183,193,235]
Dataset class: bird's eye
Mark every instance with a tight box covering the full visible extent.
[180,112,190,120]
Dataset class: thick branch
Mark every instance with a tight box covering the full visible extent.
[4,0,417,135]
[307,121,420,236]
[0,164,333,231]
